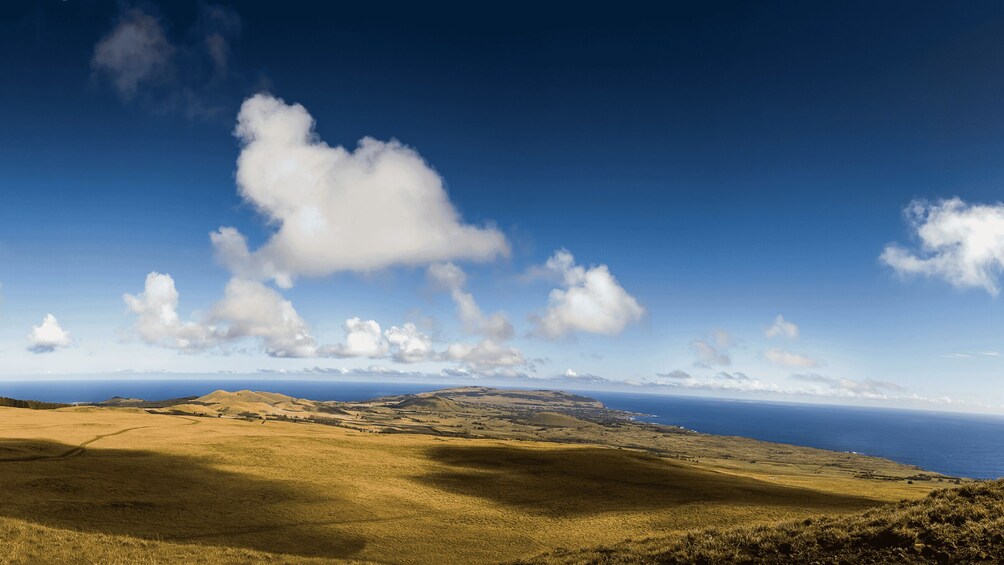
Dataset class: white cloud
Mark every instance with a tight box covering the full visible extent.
[426,262,525,373]
[646,369,915,401]
[534,249,644,338]
[210,278,318,358]
[321,318,388,359]
[648,370,781,394]
[763,348,820,368]
[27,314,71,354]
[881,198,1004,295]
[385,323,434,363]
[124,273,316,358]
[445,339,526,372]
[765,314,799,339]
[123,273,216,351]
[213,94,509,287]
[690,329,733,367]
[323,319,435,363]
[427,262,467,290]
[690,339,730,367]
[656,370,692,380]
[92,9,174,100]
[124,272,440,363]
[428,262,513,341]
[790,373,902,397]
[554,368,608,384]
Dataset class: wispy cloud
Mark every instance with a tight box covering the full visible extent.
[690,329,734,367]
[763,348,821,368]
[91,4,246,119]
[764,314,799,339]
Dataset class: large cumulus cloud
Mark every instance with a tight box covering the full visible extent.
[213,94,509,287]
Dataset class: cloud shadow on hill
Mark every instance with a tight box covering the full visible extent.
[417,445,881,517]
[0,438,365,559]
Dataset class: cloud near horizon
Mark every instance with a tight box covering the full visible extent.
[212,94,509,288]
[124,272,471,369]
[428,262,513,341]
[124,273,317,357]
[881,198,1004,295]
[26,314,71,353]
[763,348,821,368]
[123,272,217,352]
[428,262,526,373]
[790,373,903,398]
[211,278,318,358]
[534,249,644,338]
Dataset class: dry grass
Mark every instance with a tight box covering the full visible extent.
[0,396,948,564]
[521,480,1004,564]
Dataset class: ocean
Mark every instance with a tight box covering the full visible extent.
[2,379,1003,479]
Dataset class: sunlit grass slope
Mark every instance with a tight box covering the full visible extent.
[0,403,938,564]
[523,480,1004,564]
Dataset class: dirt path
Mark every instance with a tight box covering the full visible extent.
[0,425,151,463]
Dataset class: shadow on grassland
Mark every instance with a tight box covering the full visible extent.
[0,439,365,559]
[418,445,881,517]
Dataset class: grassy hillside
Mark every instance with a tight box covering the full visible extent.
[0,403,938,564]
[524,480,1004,564]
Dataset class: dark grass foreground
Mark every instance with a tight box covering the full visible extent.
[524,480,1004,564]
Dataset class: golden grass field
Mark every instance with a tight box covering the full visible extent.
[0,390,955,564]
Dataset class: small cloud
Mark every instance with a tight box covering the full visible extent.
[211,278,318,358]
[881,198,1004,295]
[648,370,781,394]
[533,249,644,339]
[385,323,434,363]
[555,369,609,384]
[942,353,973,359]
[27,314,71,353]
[656,370,691,380]
[942,351,1000,359]
[790,373,903,396]
[765,314,799,339]
[91,4,247,119]
[428,263,513,341]
[444,339,526,373]
[690,330,734,367]
[763,348,821,368]
[322,318,388,359]
[91,8,174,100]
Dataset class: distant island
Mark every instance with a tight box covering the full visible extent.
[0,387,995,564]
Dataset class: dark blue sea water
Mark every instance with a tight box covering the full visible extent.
[587,392,1004,480]
[3,379,1003,479]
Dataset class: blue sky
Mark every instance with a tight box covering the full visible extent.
[3,1,1004,412]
